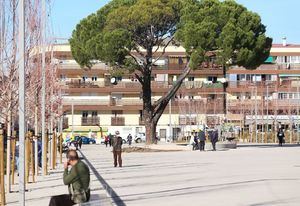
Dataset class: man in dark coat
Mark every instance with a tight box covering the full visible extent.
[198,130,206,151]
[111,131,123,167]
[277,128,285,147]
[210,129,219,151]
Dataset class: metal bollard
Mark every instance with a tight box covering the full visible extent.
[0,128,6,206]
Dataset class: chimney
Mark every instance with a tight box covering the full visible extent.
[282,37,287,46]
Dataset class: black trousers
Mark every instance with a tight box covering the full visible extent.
[49,194,75,206]
[199,141,205,151]
[211,141,217,151]
[278,137,284,146]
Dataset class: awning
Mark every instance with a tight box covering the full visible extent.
[63,126,108,132]
[279,74,300,78]
[264,56,274,63]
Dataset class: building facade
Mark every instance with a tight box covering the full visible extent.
[54,42,300,141]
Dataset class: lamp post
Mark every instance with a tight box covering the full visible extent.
[18,0,26,204]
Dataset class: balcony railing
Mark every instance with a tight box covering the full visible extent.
[111,117,125,126]
[168,62,222,70]
[179,117,197,125]
[81,117,100,126]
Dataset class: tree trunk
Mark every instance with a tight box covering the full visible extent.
[145,121,157,145]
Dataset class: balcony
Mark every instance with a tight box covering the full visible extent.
[111,117,125,126]
[81,117,100,126]
[179,116,197,125]
[168,62,222,70]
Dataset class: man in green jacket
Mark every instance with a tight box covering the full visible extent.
[49,150,90,206]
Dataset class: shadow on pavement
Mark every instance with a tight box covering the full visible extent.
[237,143,300,148]
[79,150,126,206]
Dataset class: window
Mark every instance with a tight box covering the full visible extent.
[208,94,216,100]
[92,111,98,117]
[178,57,183,65]
[82,111,88,118]
[91,76,97,81]
[208,76,217,83]
[82,76,88,82]
[60,74,66,81]
[139,110,143,118]
[188,76,195,81]
[112,110,123,117]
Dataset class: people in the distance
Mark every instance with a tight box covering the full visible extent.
[111,131,123,167]
[277,128,285,147]
[209,129,219,151]
[198,129,206,151]
[127,134,133,146]
[48,150,90,206]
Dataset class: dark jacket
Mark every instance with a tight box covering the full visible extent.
[277,130,285,139]
[211,130,219,143]
[64,160,90,198]
[112,135,123,151]
[198,131,206,141]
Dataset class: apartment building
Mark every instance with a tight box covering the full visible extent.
[54,45,225,140]
[227,42,300,137]
[54,41,300,140]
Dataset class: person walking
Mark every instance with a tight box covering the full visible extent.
[277,128,285,147]
[127,134,133,146]
[77,136,83,149]
[111,131,123,167]
[49,150,90,206]
[104,135,109,147]
[108,133,113,147]
[210,129,219,151]
[193,133,199,150]
[198,129,206,151]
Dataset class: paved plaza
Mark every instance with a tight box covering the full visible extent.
[6,143,300,206]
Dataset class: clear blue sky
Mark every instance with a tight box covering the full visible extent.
[51,0,300,44]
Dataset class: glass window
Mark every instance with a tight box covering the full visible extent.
[188,76,195,81]
[82,111,88,118]
[92,111,97,117]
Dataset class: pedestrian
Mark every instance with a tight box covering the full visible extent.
[198,129,206,151]
[111,131,123,167]
[210,129,219,151]
[127,134,133,146]
[78,136,83,149]
[108,133,113,147]
[277,128,285,147]
[49,150,90,206]
[104,135,109,147]
[193,132,199,150]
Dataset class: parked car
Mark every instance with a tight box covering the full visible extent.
[134,133,146,143]
[81,136,96,144]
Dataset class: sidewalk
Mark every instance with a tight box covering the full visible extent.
[6,152,111,206]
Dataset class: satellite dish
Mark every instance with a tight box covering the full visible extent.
[110,77,117,85]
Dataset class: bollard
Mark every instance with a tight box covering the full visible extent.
[25,132,30,184]
[0,129,5,205]
[30,133,35,183]
[59,134,63,164]
[54,132,57,168]
[11,131,16,185]
[43,131,48,175]
[52,132,56,169]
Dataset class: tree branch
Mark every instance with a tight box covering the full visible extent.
[152,62,191,123]
[152,36,174,65]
